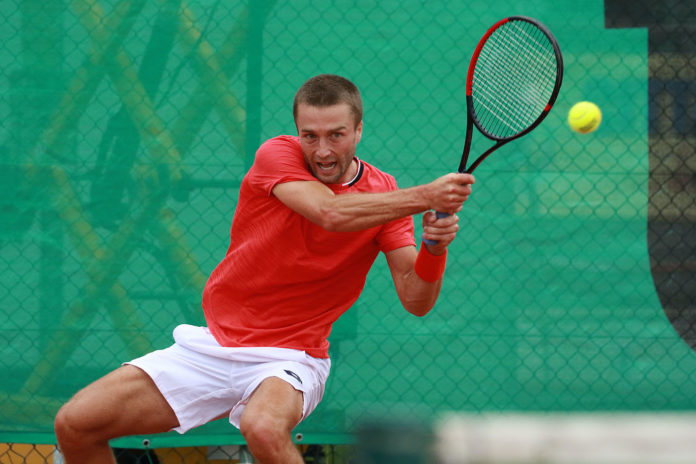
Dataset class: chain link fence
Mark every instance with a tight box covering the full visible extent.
[1,444,349,463]
[1,0,695,462]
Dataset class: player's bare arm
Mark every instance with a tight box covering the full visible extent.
[421,209,462,248]
[383,215,457,317]
[272,172,473,232]
[385,246,439,316]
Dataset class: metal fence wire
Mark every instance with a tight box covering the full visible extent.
[1,0,696,462]
[1,443,349,463]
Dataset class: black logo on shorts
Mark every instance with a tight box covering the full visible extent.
[284,369,303,384]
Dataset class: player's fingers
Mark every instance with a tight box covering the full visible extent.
[422,216,459,248]
[456,186,471,201]
[424,214,459,234]
[446,174,474,202]
[424,230,458,248]
[449,190,469,210]
[431,212,459,225]
[436,201,464,216]
[445,172,475,186]
[436,216,460,232]
[423,210,438,225]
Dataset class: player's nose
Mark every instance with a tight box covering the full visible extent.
[316,138,332,157]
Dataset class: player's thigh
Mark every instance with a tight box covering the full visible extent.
[240,377,303,434]
[58,364,179,438]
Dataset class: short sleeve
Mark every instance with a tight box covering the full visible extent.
[376,214,416,253]
[367,172,416,252]
[246,135,317,196]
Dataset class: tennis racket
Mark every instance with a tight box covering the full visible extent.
[423,16,563,245]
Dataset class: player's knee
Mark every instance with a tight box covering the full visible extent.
[55,397,107,448]
[240,414,289,454]
[54,401,83,448]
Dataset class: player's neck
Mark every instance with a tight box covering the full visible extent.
[341,157,360,186]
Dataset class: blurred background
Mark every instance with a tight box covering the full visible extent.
[1,0,695,462]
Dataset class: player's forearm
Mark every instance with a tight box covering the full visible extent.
[396,271,443,317]
[273,173,472,232]
[319,184,431,232]
[388,245,447,316]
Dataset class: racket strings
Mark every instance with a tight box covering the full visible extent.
[472,20,558,139]
[478,26,555,119]
[499,24,557,102]
[477,33,554,131]
[493,30,555,102]
[475,36,555,134]
[482,28,553,105]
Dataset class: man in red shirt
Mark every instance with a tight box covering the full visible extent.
[55,74,474,463]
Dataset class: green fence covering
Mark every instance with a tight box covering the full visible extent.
[1,0,695,447]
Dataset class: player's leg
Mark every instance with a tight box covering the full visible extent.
[54,364,179,464]
[239,377,304,464]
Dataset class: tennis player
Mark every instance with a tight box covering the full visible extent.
[54,74,474,464]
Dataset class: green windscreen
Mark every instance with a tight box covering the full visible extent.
[1,0,695,447]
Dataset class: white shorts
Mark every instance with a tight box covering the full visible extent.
[125,324,331,433]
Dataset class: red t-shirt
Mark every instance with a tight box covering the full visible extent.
[202,135,415,358]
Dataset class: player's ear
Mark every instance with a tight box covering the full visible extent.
[355,120,363,143]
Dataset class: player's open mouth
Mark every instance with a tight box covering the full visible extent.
[317,162,337,171]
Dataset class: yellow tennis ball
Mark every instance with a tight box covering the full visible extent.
[568,101,602,134]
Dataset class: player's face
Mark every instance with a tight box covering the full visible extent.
[296,102,363,184]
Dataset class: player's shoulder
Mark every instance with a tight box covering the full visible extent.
[257,135,301,154]
[253,135,303,167]
[358,159,398,189]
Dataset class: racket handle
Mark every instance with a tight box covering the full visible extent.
[421,211,451,245]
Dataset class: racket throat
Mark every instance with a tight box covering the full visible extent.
[458,116,475,173]
[464,140,508,174]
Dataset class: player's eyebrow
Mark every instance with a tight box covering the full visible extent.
[299,125,348,134]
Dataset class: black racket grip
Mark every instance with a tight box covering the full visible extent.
[421,211,451,245]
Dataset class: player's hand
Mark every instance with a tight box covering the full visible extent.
[422,211,460,253]
[425,173,474,214]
